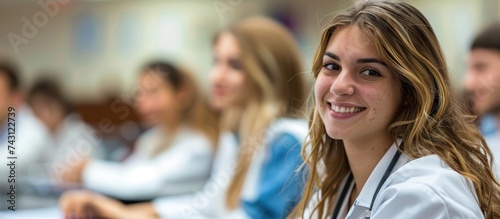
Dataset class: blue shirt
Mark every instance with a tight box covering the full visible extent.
[241,133,306,219]
[0,123,7,147]
[479,114,497,138]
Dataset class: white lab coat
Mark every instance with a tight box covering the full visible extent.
[153,118,308,219]
[82,125,214,200]
[0,106,51,190]
[25,114,102,188]
[33,114,103,181]
[50,114,102,161]
[304,141,484,219]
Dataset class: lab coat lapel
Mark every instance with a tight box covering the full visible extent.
[345,140,405,219]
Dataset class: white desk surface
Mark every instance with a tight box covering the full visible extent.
[0,207,62,219]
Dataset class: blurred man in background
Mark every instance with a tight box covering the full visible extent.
[0,60,51,198]
[464,23,500,175]
[27,78,101,184]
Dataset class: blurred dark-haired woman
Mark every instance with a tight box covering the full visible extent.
[58,61,219,201]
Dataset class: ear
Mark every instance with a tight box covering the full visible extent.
[176,85,194,111]
[11,89,25,108]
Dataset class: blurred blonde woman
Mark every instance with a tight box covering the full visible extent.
[60,17,309,219]
[289,1,500,219]
[60,61,219,201]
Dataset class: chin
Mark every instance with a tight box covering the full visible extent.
[474,106,487,115]
[325,128,345,140]
[211,101,226,111]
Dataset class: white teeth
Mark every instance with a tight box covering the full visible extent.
[330,104,364,113]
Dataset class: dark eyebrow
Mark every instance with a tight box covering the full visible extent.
[325,51,387,66]
[357,58,387,66]
[325,51,386,66]
[324,51,339,61]
[473,62,487,69]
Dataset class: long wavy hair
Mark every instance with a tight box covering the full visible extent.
[290,1,500,218]
[213,17,308,209]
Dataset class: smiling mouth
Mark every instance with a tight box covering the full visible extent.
[328,103,366,113]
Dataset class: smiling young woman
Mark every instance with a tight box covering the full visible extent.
[289,1,500,219]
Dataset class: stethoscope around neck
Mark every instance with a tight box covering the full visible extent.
[331,144,403,219]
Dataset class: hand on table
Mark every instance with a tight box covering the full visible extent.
[59,190,126,219]
[56,159,89,183]
[59,190,160,219]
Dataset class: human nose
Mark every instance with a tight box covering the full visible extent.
[330,70,355,96]
[463,71,478,94]
[210,63,226,85]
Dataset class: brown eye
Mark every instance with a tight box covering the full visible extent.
[228,59,242,70]
[323,63,340,71]
[360,69,381,77]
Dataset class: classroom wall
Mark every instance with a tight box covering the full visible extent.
[409,0,498,86]
[0,0,222,101]
[0,0,498,102]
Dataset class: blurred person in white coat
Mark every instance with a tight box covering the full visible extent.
[0,60,51,192]
[27,78,101,181]
[58,61,219,201]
